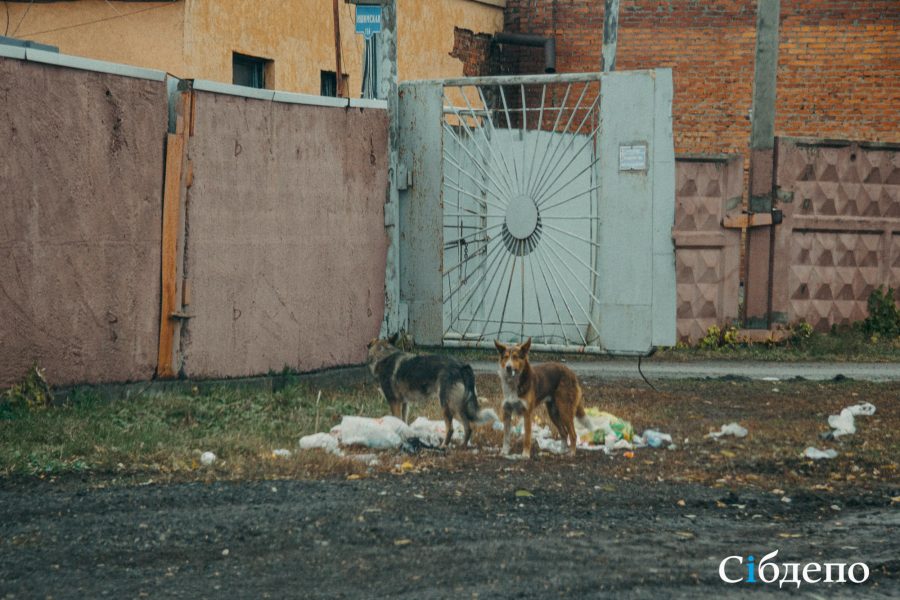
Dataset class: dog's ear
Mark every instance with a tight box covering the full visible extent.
[494,339,507,354]
[387,332,399,345]
[521,337,532,355]
[367,338,378,349]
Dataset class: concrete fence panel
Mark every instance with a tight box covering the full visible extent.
[174,87,389,378]
[0,55,168,387]
[673,155,743,343]
[771,138,900,330]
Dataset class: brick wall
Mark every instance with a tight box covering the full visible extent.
[451,27,507,77]
[499,0,900,171]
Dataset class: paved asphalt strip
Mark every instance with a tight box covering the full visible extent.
[469,360,900,382]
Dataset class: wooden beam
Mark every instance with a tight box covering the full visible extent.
[723,212,774,229]
[157,91,191,378]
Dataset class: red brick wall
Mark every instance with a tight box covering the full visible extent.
[500,0,899,165]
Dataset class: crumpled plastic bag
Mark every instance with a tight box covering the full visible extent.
[828,402,876,438]
[337,415,413,449]
[576,408,634,444]
[804,446,838,460]
[407,416,464,447]
[641,429,673,448]
[707,422,748,439]
[298,432,343,455]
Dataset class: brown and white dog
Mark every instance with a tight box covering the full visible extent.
[494,338,589,458]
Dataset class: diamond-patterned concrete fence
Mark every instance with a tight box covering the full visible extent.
[673,155,743,343]
[771,138,900,331]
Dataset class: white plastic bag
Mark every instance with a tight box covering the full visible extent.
[337,416,413,449]
[298,432,342,455]
[804,447,838,460]
[707,423,748,439]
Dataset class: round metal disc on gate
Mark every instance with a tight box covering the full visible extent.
[505,195,539,240]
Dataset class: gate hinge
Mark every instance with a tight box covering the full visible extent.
[396,161,413,191]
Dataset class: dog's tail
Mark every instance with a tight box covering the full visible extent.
[461,365,499,425]
[574,383,591,430]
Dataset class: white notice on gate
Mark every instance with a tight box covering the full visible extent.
[619,144,648,171]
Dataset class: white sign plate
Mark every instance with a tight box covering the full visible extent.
[619,144,648,171]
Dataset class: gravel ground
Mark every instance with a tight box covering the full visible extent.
[0,469,896,599]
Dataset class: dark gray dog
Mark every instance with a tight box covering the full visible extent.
[367,336,498,447]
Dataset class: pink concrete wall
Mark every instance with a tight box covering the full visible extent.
[0,57,167,387]
[178,91,389,378]
[673,156,744,343]
[772,138,900,331]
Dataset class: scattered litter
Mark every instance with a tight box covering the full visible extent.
[781,496,792,504]
[761,377,780,382]
[707,423,748,439]
[577,408,634,444]
[642,429,673,448]
[200,451,217,466]
[804,447,838,460]
[515,489,534,498]
[407,416,464,447]
[828,402,876,438]
[393,539,412,546]
[272,448,292,458]
[339,416,412,449]
[298,432,343,455]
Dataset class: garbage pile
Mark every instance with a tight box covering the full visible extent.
[297,408,674,457]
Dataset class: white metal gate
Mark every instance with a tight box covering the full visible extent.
[442,77,603,350]
[398,71,676,355]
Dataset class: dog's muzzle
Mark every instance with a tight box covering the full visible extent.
[505,365,515,376]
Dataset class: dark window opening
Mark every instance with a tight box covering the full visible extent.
[233,53,271,89]
[320,70,349,97]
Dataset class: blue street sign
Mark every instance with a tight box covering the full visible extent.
[355,5,382,40]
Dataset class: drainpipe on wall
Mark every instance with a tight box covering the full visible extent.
[601,0,620,72]
[493,32,556,73]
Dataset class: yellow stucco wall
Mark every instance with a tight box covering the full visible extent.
[5,0,504,95]
[397,0,504,81]
[6,1,186,75]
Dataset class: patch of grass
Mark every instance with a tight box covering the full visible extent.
[0,381,386,479]
[658,328,900,363]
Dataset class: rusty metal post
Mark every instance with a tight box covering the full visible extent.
[379,0,405,337]
[744,0,781,328]
[332,0,344,97]
[601,0,620,72]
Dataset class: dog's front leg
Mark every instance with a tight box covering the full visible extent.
[521,406,533,459]
[501,405,513,455]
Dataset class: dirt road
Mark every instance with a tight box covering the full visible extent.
[1,465,896,598]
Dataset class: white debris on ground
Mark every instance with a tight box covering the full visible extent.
[828,402,876,438]
[271,448,292,458]
[298,432,343,455]
[706,422,748,439]
[297,415,467,453]
[296,412,668,457]
[804,447,838,460]
[200,451,217,466]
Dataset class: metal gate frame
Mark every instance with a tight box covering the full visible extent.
[397,69,676,355]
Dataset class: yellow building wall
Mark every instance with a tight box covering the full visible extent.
[4,0,504,94]
[398,0,504,82]
[6,1,186,76]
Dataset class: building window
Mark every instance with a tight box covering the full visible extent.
[233,53,271,89]
[320,70,349,97]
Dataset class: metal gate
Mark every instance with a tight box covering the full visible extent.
[398,70,676,355]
